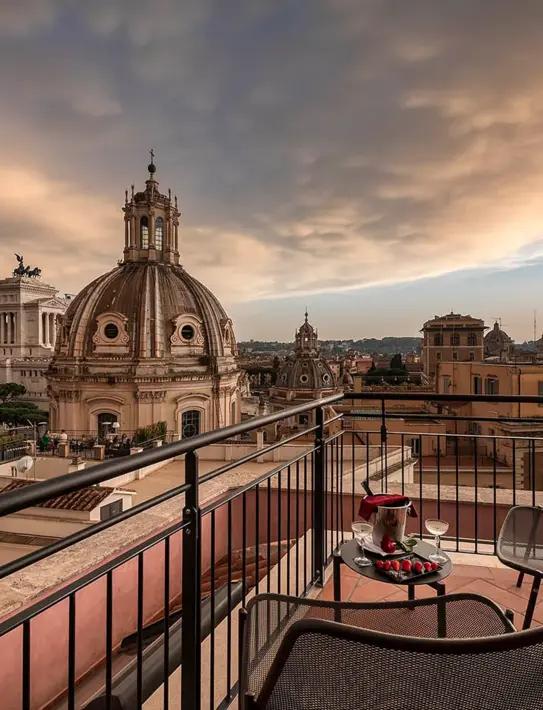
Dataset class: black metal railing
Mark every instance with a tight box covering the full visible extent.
[1,391,543,709]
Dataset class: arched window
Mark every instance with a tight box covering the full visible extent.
[140,216,149,248]
[155,217,164,251]
[433,334,443,346]
[451,333,460,346]
[467,333,477,346]
[231,400,237,425]
[181,410,201,438]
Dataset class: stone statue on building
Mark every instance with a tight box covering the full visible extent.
[13,254,41,278]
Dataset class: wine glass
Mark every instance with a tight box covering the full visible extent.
[352,521,373,567]
[425,519,449,564]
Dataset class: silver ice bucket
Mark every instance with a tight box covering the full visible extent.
[372,500,412,547]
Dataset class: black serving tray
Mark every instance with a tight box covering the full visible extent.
[374,552,441,582]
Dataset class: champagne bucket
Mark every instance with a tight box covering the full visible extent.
[372,500,411,546]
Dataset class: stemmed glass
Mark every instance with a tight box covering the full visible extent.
[425,519,449,564]
[352,522,373,567]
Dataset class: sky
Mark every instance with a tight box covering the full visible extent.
[2,1,543,342]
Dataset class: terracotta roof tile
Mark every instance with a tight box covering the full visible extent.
[1,479,114,512]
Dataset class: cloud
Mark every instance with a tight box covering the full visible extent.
[2,0,543,316]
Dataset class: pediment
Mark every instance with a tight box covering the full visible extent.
[35,298,67,310]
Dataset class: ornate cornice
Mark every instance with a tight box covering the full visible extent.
[136,390,166,401]
[58,389,81,402]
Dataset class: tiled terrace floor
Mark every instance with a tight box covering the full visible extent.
[319,552,543,630]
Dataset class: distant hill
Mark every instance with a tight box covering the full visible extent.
[238,337,421,355]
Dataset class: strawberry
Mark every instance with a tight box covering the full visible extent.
[376,560,384,569]
[413,561,423,574]
[387,542,397,554]
[424,562,432,572]
[431,561,439,571]
[381,534,391,553]
[392,559,401,571]
[384,560,392,571]
[401,559,412,573]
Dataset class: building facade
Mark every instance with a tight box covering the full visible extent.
[437,360,543,470]
[0,274,67,408]
[47,157,241,437]
[421,312,486,380]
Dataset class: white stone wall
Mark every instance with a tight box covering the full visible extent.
[0,277,67,409]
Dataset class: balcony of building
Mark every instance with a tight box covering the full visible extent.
[1,392,543,709]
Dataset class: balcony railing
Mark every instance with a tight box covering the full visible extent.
[0,392,543,709]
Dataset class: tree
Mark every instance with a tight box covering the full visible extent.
[0,401,48,426]
[389,354,406,371]
[0,383,26,404]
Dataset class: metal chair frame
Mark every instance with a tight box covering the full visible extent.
[239,592,517,710]
[497,505,543,629]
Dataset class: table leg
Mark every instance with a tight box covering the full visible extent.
[431,581,447,637]
[333,553,342,603]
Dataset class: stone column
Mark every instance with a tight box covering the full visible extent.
[49,313,54,346]
[9,313,15,344]
[130,215,136,247]
[43,312,48,346]
[124,217,129,249]
[52,314,57,348]
[0,313,4,345]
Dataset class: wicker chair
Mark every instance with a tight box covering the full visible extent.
[239,592,517,710]
[497,505,543,629]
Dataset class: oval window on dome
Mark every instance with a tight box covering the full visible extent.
[299,374,309,384]
[104,323,119,340]
[180,324,195,341]
[322,374,331,384]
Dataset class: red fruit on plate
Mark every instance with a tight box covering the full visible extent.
[381,534,390,553]
[413,561,423,574]
[387,542,397,554]
[431,561,439,571]
[376,560,384,569]
[392,559,401,571]
[384,560,392,571]
[401,559,412,573]
[424,562,432,572]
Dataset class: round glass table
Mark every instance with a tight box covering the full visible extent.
[334,538,452,603]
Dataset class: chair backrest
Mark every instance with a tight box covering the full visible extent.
[240,593,515,709]
[498,505,543,574]
[253,618,543,710]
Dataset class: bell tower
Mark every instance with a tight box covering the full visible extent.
[122,151,181,265]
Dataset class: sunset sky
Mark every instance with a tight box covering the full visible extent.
[2,1,543,341]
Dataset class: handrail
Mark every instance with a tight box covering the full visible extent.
[0,393,343,517]
[347,392,543,403]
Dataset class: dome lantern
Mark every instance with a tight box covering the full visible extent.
[122,151,181,265]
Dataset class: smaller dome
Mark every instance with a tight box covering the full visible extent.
[485,322,512,345]
[276,354,337,390]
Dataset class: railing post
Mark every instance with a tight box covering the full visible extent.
[181,450,202,710]
[313,406,326,586]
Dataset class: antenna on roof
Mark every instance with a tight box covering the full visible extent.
[534,310,537,344]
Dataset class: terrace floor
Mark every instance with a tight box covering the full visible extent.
[319,550,543,630]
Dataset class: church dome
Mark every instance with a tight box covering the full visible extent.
[276,354,336,390]
[275,312,337,390]
[485,321,512,346]
[52,156,237,365]
[59,261,235,360]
